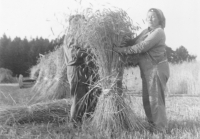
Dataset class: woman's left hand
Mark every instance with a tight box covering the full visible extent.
[113,47,126,53]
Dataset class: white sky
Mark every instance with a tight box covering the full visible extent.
[0,0,200,59]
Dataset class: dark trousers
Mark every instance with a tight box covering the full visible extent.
[67,64,99,124]
[139,55,169,131]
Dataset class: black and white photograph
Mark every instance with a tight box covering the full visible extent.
[0,0,200,138]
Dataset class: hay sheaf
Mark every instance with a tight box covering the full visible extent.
[4,7,144,132]
[84,9,137,77]
[80,8,144,133]
[91,92,144,133]
[28,15,90,105]
[0,68,16,83]
[28,47,70,105]
[0,99,71,126]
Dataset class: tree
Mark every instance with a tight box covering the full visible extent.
[165,45,196,63]
[175,46,196,63]
[165,46,177,63]
[0,34,11,67]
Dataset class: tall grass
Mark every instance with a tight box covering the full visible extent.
[123,61,200,96]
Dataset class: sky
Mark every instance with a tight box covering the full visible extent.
[0,0,200,60]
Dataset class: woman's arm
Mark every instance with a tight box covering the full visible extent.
[115,28,165,54]
[126,28,165,54]
[121,29,147,47]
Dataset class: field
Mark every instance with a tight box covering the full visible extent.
[124,61,200,96]
[0,61,200,139]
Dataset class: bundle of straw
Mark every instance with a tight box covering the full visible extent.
[81,8,143,133]
[0,68,16,83]
[0,99,71,126]
[84,9,136,81]
[28,14,92,105]
[28,47,70,104]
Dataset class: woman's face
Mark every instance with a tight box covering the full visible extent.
[146,12,160,29]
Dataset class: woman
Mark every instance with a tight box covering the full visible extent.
[114,8,170,132]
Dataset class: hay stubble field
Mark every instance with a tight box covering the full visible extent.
[0,61,200,139]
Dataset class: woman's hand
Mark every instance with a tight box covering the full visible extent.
[114,45,140,54]
[113,47,126,53]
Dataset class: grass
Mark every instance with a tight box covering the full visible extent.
[0,61,200,138]
[0,92,199,138]
[0,84,31,106]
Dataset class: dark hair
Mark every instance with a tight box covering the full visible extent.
[148,8,166,29]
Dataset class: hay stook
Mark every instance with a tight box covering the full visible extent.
[28,15,88,104]
[6,7,144,131]
[28,47,70,105]
[82,8,143,133]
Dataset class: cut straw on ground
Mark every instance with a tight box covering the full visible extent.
[0,99,71,126]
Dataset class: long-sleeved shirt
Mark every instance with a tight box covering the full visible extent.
[125,26,167,64]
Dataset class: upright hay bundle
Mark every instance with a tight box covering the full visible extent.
[28,47,70,104]
[17,8,144,131]
[82,8,143,133]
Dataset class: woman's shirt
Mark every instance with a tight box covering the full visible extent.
[127,26,167,64]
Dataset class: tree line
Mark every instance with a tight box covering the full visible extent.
[0,34,63,76]
[0,34,197,76]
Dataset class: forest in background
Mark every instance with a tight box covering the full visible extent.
[0,34,197,76]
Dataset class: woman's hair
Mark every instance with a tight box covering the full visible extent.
[148,8,166,29]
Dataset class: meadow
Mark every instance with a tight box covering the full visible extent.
[0,61,200,139]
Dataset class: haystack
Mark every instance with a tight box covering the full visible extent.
[28,14,90,105]
[28,47,70,104]
[0,68,16,83]
[81,8,143,133]
[1,7,144,130]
